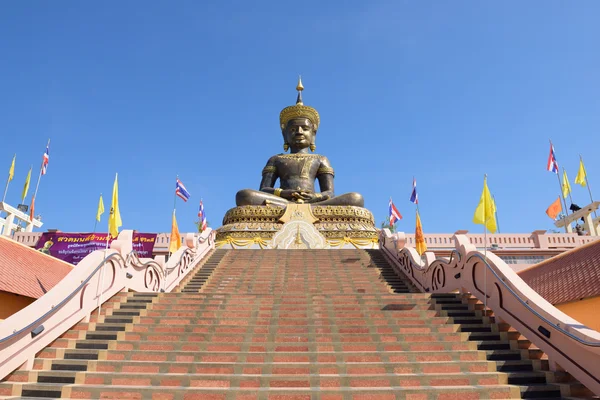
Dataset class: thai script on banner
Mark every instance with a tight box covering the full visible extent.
[35,232,157,265]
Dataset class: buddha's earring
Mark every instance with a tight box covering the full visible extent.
[283,143,289,152]
[310,143,316,152]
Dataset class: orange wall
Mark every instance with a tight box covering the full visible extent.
[0,291,35,321]
[555,295,600,332]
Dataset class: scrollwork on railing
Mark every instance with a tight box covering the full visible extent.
[163,248,194,278]
[0,228,217,381]
[198,229,215,247]
[379,229,600,396]
[0,252,125,346]
[0,246,129,380]
[162,229,216,293]
[125,251,164,292]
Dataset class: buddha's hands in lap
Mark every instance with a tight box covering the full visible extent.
[291,191,330,203]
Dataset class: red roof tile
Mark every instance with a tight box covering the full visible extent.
[518,238,600,305]
[0,235,73,299]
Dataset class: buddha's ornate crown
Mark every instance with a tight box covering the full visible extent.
[279,77,320,131]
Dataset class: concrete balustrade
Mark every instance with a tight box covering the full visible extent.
[380,229,600,396]
[0,228,215,381]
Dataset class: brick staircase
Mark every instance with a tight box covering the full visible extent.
[1,249,596,399]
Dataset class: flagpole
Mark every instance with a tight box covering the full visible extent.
[556,172,570,232]
[169,176,178,260]
[93,193,101,233]
[2,154,15,203]
[99,174,116,316]
[551,140,569,232]
[483,174,488,312]
[581,155,598,219]
[2,178,9,203]
[30,140,50,222]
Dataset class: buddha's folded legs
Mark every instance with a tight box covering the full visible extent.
[315,192,364,207]
[236,189,364,208]
[236,189,290,207]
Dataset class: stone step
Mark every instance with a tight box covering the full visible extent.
[26,359,503,374]
[34,349,492,366]
[139,311,446,319]
[121,322,462,333]
[147,292,435,299]
[140,300,440,308]
[0,378,536,400]
[88,322,464,334]
[22,370,523,387]
[44,343,500,362]
[127,315,456,325]
[53,332,481,349]
[0,383,527,399]
[95,332,478,344]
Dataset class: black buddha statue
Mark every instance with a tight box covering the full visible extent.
[236,78,364,208]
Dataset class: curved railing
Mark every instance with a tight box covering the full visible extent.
[0,228,215,380]
[0,242,127,380]
[162,229,215,292]
[0,252,125,346]
[379,229,600,395]
[125,251,165,292]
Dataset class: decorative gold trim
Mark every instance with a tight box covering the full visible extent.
[317,167,334,176]
[312,206,375,224]
[321,230,378,239]
[215,234,378,249]
[276,153,320,160]
[327,237,379,249]
[280,104,320,131]
[216,235,270,249]
[274,188,282,197]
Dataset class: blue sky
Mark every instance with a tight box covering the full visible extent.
[1,1,599,235]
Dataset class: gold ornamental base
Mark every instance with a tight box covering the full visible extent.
[215,204,379,250]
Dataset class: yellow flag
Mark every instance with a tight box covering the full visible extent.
[21,167,31,202]
[562,169,571,199]
[473,176,497,233]
[415,210,427,255]
[96,194,105,222]
[108,174,122,238]
[8,154,15,182]
[169,211,181,254]
[574,159,587,187]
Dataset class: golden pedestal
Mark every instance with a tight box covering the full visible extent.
[215,204,379,249]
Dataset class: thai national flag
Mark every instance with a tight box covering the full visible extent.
[198,200,207,231]
[41,144,50,175]
[546,143,559,174]
[389,198,402,227]
[175,178,191,202]
[409,178,418,204]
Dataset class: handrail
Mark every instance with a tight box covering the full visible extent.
[126,250,164,278]
[467,252,600,347]
[383,242,600,348]
[164,247,193,275]
[164,230,214,276]
[0,251,124,344]
[0,229,216,380]
[380,230,600,395]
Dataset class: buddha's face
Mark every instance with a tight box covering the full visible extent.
[284,118,315,149]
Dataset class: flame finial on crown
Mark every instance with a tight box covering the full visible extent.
[279,77,320,131]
